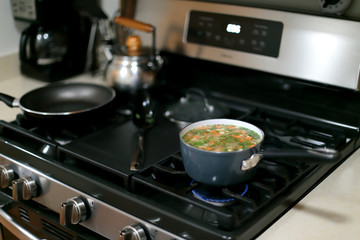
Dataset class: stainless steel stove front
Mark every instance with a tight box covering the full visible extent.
[0,153,184,240]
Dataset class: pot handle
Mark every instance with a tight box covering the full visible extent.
[261,148,340,163]
[0,93,18,108]
[242,148,340,171]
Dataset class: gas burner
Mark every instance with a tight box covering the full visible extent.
[191,181,249,207]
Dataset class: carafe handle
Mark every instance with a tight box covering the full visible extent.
[19,26,31,61]
[19,24,37,63]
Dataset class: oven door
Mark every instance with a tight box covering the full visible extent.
[0,193,41,240]
[0,208,40,240]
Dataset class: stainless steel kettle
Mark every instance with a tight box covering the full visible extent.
[104,17,163,94]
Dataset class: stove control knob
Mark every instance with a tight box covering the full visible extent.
[0,165,14,188]
[318,0,352,14]
[60,197,89,226]
[119,224,147,240]
[12,176,37,201]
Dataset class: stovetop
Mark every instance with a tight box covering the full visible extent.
[1,53,360,239]
[1,62,360,239]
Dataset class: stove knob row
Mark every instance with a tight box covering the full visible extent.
[12,176,37,201]
[119,224,147,240]
[0,165,38,201]
[60,196,90,226]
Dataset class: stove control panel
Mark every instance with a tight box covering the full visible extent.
[0,153,184,240]
[185,10,283,57]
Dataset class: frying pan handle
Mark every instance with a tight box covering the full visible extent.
[261,148,340,163]
[0,93,18,108]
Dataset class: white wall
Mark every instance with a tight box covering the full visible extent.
[0,0,119,57]
[0,1,24,57]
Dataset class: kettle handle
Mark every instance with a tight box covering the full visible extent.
[114,17,156,61]
[114,17,154,33]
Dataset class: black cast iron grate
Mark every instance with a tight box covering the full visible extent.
[131,151,315,231]
[130,108,350,232]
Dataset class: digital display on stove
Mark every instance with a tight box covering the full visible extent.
[226,23,241,34]
[185,10,283,57]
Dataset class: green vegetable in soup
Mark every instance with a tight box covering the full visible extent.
[182,124,261,152]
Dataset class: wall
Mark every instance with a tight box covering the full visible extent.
[0,0,119,57]
[0,1,23,57]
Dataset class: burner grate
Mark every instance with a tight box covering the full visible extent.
[131,151,315,231]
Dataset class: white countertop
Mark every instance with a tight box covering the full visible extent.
[1,61,360,240]
[258,149,360,240]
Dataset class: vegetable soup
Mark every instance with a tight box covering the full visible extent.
[182,124,261,152]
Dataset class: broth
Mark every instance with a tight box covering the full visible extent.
[182,124,261,152]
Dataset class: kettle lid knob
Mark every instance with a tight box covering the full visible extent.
[126,35,142,56]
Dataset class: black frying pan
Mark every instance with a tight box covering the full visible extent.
[0,82,116,123]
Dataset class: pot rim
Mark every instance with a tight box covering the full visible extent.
[179,118,264,154]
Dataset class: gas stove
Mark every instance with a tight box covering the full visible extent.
[1,56,360,239]
[1,1,360,239]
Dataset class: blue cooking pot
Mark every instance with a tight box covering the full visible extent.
[180,119,339,186]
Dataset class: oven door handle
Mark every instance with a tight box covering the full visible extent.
[0,208,42,240]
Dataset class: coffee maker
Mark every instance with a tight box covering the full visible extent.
[12,0,92,81]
